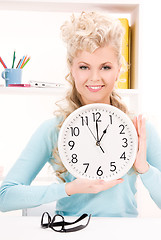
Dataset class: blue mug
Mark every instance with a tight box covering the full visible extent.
[1,68,22,87]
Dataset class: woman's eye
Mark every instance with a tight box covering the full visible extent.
[79,66,88,70]
[102,66,111,70]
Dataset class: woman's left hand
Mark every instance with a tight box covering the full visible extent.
[133,115,149,174]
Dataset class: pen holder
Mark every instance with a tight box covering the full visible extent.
[1,68,22,87]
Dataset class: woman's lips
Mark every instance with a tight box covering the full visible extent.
[86,85,104,92]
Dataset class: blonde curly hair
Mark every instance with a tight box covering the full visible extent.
[52,12,129,182]
[61,11,124,67]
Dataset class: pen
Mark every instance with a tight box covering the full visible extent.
[21,57,30,69]
[0,56,7,69]
[12,51,16,68]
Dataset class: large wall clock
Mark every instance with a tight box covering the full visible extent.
[58,103,138,181]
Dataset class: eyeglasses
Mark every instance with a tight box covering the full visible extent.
[41,212,91,233]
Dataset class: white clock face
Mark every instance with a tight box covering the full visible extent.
[58,103,138,181]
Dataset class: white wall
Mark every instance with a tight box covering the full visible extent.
[140,0,161,128]
[0,11,69,85]
[0,10,71,177]
[136,0,161,218]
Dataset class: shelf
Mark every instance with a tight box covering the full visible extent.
[0,86,67,95]
[117,88,139,96]
[0,1,139,14]
[0,86,139,96]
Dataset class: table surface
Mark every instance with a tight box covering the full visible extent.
[0,216,161,240]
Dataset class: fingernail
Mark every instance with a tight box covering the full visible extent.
[118,178,124,183]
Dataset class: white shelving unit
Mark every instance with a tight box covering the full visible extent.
[0,86,66,95]
[0,87,139,95]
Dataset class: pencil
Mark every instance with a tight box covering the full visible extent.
[16,59,22,68]
[20,56,27,69]
[0,56,7,69]
[21,57,30,69]
[12,51,16,68]
[18,56,25,69]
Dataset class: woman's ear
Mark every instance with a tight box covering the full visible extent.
[116,64,122,81]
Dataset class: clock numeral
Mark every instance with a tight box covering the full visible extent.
[122,138,128,148]
[83,163,89,173]
[71,154,78,163]
[70,127,80,137]
[68,140,75,150]
[109,114,112,124]
[119,124,125,134]
[81,116,89,126]
[96,166,103,176]
[92,112,101,122]
[110,162,116,172]
[120,152,126,160]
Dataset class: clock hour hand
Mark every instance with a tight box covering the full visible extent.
[99,124,109,142]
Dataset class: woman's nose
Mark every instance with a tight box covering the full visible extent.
[89,70,101,82]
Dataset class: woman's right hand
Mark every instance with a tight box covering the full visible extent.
[65,178,124,196]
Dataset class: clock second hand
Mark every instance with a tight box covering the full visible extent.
[97,143,105,153]
[82,118,97,141]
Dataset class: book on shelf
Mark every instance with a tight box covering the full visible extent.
[116,18,130,89]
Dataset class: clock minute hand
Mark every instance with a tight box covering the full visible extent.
[96,119,100,142]
[95,120,105,153]
[99,124,109,142]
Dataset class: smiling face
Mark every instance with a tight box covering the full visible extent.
[71,45,121,105]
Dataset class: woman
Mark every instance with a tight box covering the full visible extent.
[0,12,161,217]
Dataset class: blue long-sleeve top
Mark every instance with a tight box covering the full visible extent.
[1,117,161,217]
